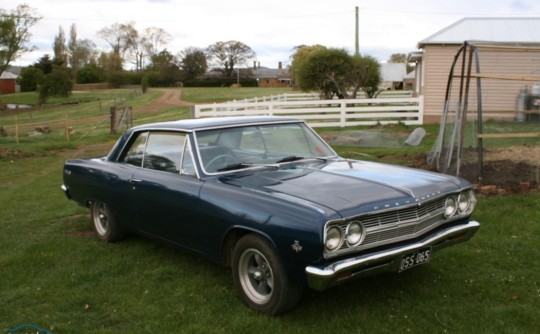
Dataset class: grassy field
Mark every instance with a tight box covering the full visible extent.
[1,88,539,333]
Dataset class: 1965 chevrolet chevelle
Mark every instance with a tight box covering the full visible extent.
[62,116,479,314]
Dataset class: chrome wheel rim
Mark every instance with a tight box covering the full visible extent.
[238,248,274,304]
[92,202,108,236]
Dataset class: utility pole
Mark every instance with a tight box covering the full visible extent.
[355,6,360,56]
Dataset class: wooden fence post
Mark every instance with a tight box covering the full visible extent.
[15,112,19,144]
[110,106,117,134]
[64,110,70,142]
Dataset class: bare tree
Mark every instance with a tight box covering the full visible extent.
[97,22,138,70]
[206,40,255,77]
[0,4,41,77]
[129,36,146,72]
[143,27,171,59]
[127,27,171,71]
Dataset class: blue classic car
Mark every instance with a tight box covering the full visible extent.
[62,116,480,315]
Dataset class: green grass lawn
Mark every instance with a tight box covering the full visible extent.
[1,88,539,333]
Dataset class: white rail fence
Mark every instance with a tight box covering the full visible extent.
[193,94,424,127]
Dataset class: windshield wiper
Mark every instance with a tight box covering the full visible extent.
[275,156,305,163]
[217,162,280,172]
[216,163,253,172]
[275,156,329,164]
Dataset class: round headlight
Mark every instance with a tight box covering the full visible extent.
[346,221,364,246]
[325,226,343,251]
[458,192,471,213]
[444,197,457,218]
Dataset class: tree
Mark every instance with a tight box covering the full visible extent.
[388,52,414,73]
[206,41,255,77]
[288,44,327,88]
[0,4,41,77]
[68,24,99,79]
[295,48,353,99]
[125,26,171,72]
[19,66,44,92]
[352,55,381,98]
[142,27,171,60]
[39,66,73,104]
[295,48,382,99]
[178,47,207,80]
[97,22,138,71]
[33,54,54,74]
[53,26,67,66]
[148,49,182,86]
[97,51,122,76]
[388,53,407,63]
[76,64,105,84]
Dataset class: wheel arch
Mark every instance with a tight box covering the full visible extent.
[221,227,277,268]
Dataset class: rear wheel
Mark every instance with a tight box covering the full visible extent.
[232,234,302,315]
[90,201,127,242]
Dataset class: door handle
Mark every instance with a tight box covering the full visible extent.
[130,178,142,189]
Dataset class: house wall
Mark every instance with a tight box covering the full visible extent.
[0,79,16,94]
[421,44,538,123]
[257,78,291,88]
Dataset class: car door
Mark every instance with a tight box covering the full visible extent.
[121,130,205,250]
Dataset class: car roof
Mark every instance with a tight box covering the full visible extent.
[131,116,303,132]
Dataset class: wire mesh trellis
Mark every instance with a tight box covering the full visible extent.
[428,41,540,187]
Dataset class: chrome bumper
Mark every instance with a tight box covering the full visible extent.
[306,221,480,291]
[61,184,71,200]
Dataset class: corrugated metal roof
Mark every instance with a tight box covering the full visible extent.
[0,71,18,79]
[380,63,407,82]
[419,17,540,46]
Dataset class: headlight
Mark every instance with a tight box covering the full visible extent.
[325,226,343,251]
[346,221,364,246]
[458,191,471,213]
[444,197,457,218]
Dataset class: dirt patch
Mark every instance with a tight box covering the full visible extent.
[0,147,34,159]
[377,150,539,196]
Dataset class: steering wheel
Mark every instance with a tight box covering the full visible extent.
[204,154,238,172]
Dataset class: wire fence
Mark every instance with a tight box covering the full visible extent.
[0,90,141,144]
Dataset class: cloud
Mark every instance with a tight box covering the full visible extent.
[7,0,540,67]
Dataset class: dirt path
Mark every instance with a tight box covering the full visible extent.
[136,88,194,113]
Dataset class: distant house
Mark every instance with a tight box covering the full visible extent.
[409,17,540,123]
[0,71,19,94]
[252,62,292,87]
[379,63,407,90]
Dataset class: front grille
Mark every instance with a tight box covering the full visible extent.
[336,197,446,252]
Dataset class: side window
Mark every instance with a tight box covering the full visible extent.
[121,131,196,175]
[121,131,149,167]
[143,132,185,173]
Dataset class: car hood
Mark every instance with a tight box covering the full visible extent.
[220,159,470,218]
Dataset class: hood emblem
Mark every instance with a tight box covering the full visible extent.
[291,240,303,253]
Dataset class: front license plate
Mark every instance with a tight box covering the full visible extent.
[399,247,432,272]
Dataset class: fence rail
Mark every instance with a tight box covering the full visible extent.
[194,94,424,127]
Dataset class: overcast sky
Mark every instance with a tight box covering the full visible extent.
[6,0,540,68]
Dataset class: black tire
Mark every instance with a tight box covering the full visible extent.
[90,201,127,242]
[232,234,303,315]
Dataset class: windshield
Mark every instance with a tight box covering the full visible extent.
[195,122,336,173]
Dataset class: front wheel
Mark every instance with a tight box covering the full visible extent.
[232,234,302,315]
[90,201,127,242]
